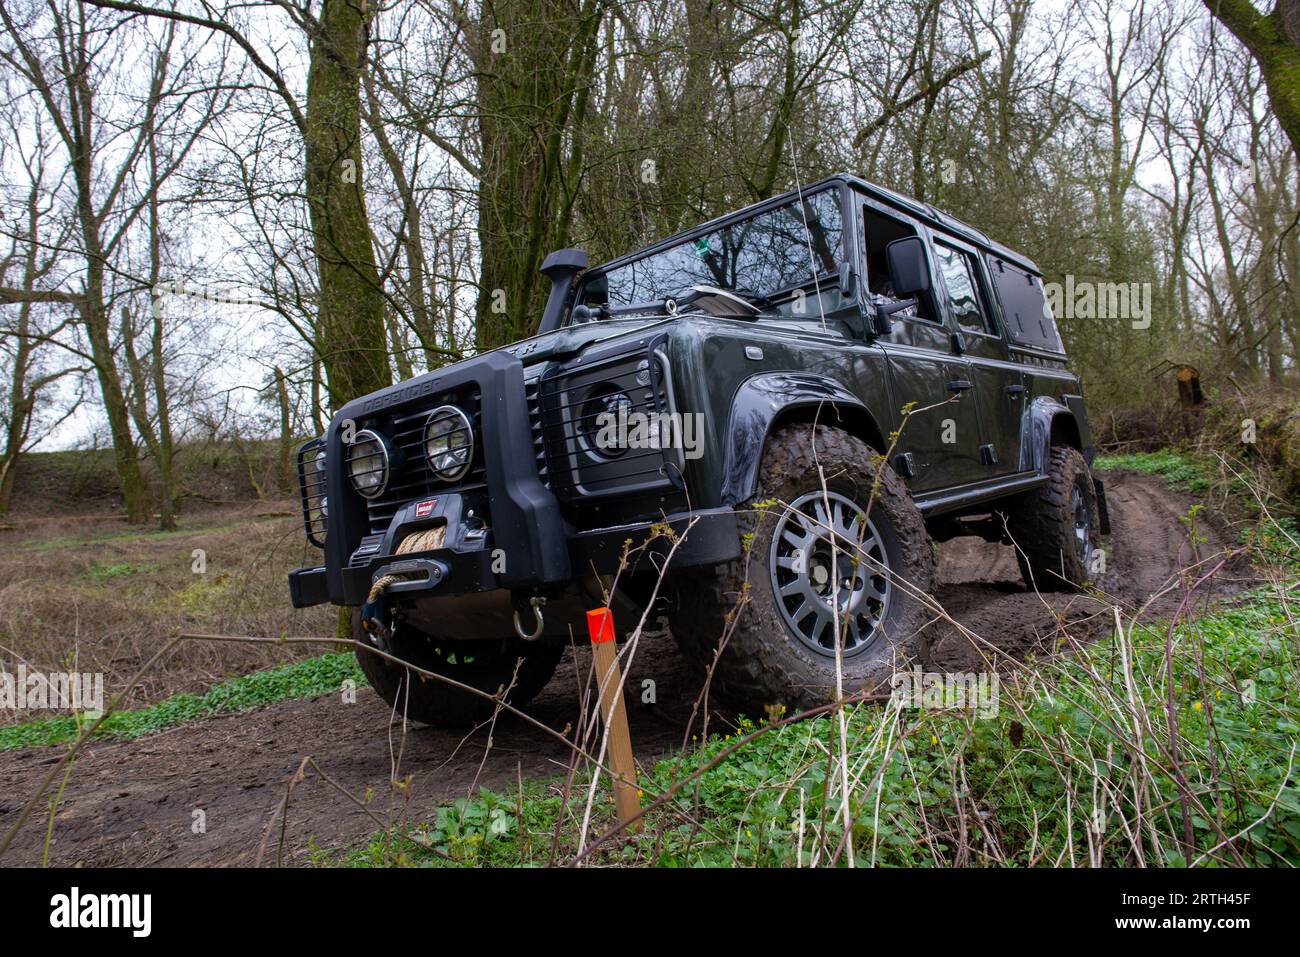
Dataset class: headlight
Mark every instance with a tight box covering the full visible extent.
[346,429,390,499]
[579,384,635,459]
[424,405,474,481]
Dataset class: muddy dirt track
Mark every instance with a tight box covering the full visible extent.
[0,472,1249,866]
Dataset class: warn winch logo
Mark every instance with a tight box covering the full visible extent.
[414,499,438,518]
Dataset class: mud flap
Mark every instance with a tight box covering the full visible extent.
[1093,477,1112,535]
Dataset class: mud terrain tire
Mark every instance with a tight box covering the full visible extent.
[352,611,562,726]
[669,424,936,716]
[1007,446,1101,593]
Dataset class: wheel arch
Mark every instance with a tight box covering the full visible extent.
[720,372,888,506]
[1026,395,1083,474]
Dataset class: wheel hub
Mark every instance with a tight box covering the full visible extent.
[769,489,891,657]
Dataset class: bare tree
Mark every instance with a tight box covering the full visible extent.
[0,111,84,513]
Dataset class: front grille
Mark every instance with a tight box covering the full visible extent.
[536,350,678,501]
[362,388,486,533]
[525,376,549,485]
[296,437,327,548]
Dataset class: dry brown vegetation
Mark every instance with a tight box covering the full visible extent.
[0,499,333,722]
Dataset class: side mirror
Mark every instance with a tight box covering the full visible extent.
[873,296,918,335]
[872,304,892,336]
[885,236,932,296]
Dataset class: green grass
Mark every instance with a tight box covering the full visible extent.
[345,588,1300,868]
[1094,449,1214,492]
[0,652,365,751]
[81,561,152,582]
[1243,517,1300,569]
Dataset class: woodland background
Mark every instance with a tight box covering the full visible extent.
[1,0,1297,526]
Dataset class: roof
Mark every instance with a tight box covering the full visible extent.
[589,172,1042,278]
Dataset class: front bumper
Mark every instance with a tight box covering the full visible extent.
[289,344,740,610]
[287,506,741,609]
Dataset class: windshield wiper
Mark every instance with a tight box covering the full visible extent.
[570,299,675,323]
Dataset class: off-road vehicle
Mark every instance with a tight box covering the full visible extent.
[289,173,1109,724]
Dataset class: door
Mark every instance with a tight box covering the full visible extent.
[932,239,1025,476]
[857,198,984,492]
[879,324,984,493]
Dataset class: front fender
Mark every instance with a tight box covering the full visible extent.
[719,372,881,506]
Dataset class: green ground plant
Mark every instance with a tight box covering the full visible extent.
[0,652,363,751]
[341,455,1298,868]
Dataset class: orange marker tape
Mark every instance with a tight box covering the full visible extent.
[586,607,616,644]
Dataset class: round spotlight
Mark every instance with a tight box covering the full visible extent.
[346,429,391,499]
[580,383,634,459]
[424,405,474,481]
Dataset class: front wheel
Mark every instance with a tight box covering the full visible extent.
[352,610,562,726]
[668,424,937,716]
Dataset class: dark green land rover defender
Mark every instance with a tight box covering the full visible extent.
[289,173,1109,724]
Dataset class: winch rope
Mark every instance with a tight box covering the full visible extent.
[365,526,447,605]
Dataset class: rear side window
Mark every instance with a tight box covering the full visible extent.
[988,258,1063,352]
[934,242,992,334]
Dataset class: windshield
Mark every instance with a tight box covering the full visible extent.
[578,187,844,310]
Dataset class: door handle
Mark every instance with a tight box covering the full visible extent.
[946,380,974,393]
[1004,384,1027,396]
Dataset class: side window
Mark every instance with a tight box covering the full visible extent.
[989,258,1063,352]
[934,242,991,334]
[862,204,932,322]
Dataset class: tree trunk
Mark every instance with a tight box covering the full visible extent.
[83,288,148,522]
[275,366,294,493]
[69,62,149,523]
[305,0,391,406]
[473,0,602,350]
[0,392,32,516]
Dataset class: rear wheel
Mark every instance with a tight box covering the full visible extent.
[1007,446,1101,592]
[668,424,936,716]
[352,610,562,726]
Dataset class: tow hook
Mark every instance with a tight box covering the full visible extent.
[512,595,546,641]
[360,611,392,652]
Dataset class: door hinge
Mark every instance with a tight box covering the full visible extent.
[979,443,998,465]
[894,452,916,477]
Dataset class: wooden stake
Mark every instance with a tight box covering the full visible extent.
[586,607,641,832]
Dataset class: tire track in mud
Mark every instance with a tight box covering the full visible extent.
[0,472,1248,867]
